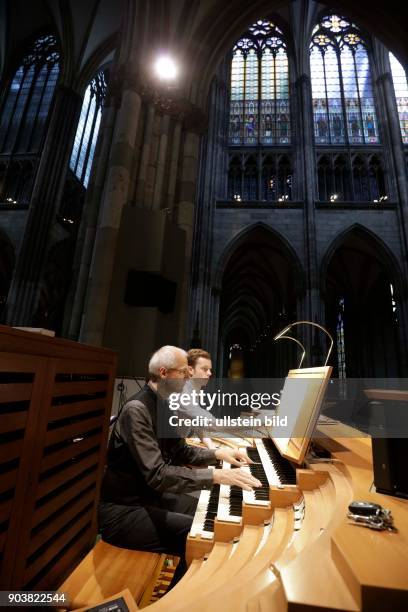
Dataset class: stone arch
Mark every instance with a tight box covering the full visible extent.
[214,222,304,293]
[321,223,406,376]
[216,223,305,377]
[320,223,404,299]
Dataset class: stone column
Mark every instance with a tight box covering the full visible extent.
[65,95,117,339]
[134,102,155,207]
[144,114,160,208]
[79,81,142,345]
[378,72,408,252]
[289,0,325,360]
[6,85,82,326]
[375,55,408,372]
[296,74,323,326]
[176,127,202,345]
[152,113,170,210]
[166,119,182,211]
[188,73,227,364]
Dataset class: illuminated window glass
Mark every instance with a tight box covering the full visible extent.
[229,20,290,145]
[336,297,346,378]
[310,14,379,145]
[0,35,60,154]
[70,70,107,187]
[389,53,408,144]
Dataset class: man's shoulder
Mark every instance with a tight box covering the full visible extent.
[127,383,156,403]
[122,385,156,417]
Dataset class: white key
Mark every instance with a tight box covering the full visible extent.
[240,446,271,506]
[217,497,241,523]
[240,469,270,506]
[255,439,281,486]
[219,460,232,500]
[216,461,242,523]
[190,489,211,537]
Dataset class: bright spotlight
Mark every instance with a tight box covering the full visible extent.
[154,55,178,80]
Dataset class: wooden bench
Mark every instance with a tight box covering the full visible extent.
[58,540,161,609]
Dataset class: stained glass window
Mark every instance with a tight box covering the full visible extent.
[390,283,398,324]
[310,15,379,145]
[336,297,346,378]
[389,53,408,144]
[0,35,60,154]
[229,20,290,145]
[70,70,107,187]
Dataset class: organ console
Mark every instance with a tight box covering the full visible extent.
[145,437,408,612]
[152,365,408,612]
[187,366,331,563]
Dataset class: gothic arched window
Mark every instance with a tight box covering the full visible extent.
[0,35,60,154]
[389,53,408,145]
[261,154,292,201]
[351,153,385,201]
[227,156,242,200]
[317,153,351,201]
[229,20,290,146]
[70,69,107,188]
[310,14,379,145]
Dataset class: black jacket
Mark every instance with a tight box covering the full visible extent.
[100,384,216,505]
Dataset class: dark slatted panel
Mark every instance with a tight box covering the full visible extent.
[30,530,92,592]
[0,383,32,403]
[0,439,25,463]
[32,471,98,526]
[0,356,40,589]
[24,509,94,584]
[18,360,114,590]
[0,326,116,591]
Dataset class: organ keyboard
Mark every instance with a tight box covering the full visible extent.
[189,485,220,540]
[186,437,302,562]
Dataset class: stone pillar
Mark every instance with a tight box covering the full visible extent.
[79,82,142,345]
[65,96,117,339]
[187,73,227,364]
[375,57,408,372]
[176,128,201,345]
[166,119,182,211]
[144,114,160,208]
[296,74,321,315]
[152,113,170,210]
[6,85,82,326]
[378,71,408,251]
[134,102,155,207]
[288,0,325,360]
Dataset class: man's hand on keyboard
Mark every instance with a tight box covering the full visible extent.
[212,467,262,491]
[214,447,253,466]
